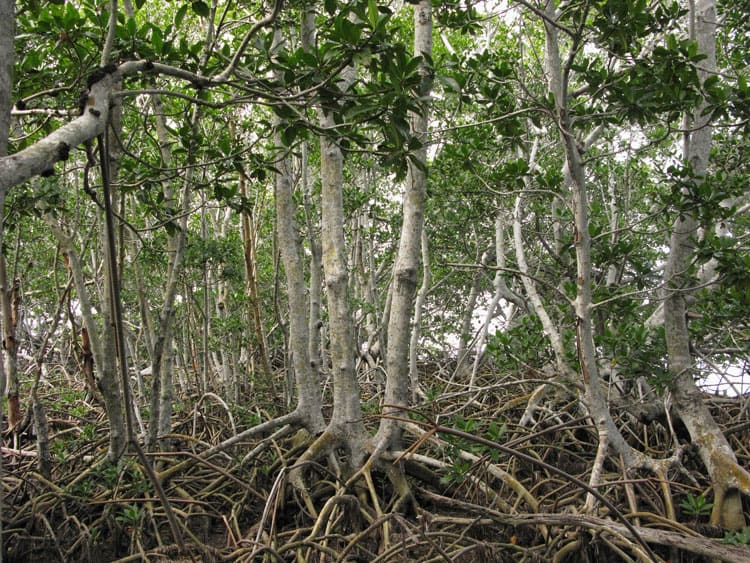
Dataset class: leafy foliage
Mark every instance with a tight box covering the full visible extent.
[2,0,750,559]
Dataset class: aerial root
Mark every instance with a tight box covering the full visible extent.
[157,409,303,482]
[7,376,749,562]
[334,512,400,562]
[288,429,337,517]
[192,392,238,437]
[277,428,430,561]
[303,494,368,561]
[399,420,539,511]
[711,486,747,530]
[600,527,659,563]
[380,460,416,514]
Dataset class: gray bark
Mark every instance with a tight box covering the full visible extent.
[301,10,325,387]
[665,0,749,529]
[469,216,506,389]
[146,92,194,450]
[270,20,326,433]
[376,0,433,448]
[0,60,214,195]
[302,142,324,380]
[319,112,367,460]
[540,0,664,479]
[275,141,324,433]
[0,73,114,193]
[409,228,430,399]
[47,222,126,461]
[513,193,568,372]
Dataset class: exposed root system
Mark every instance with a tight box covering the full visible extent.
[2,369,749,562]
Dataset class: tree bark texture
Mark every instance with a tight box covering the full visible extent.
[146,94,195,451]
[269,20,326,433]
[274,143,325,433]
[409,227,430,399]
[302,142,325,381]
[49,223,126,461]
[319,114,367,459]
[665,0,750,530]
[377,0,433,447]
[239,172,272,378]
[0,6,16,488]
[542,2,662,476]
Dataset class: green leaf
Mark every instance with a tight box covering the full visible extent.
[665,33,677,51]
[281,125,298,147]
[438,74,461,93]
[218,135,231,155]
[191,1,210,17]
[152,26,163,54]
[272,104,296,120]
[407,153,428,173]
[175,4,189,28]
[63,3,80,27]
[340,19,362,44]
[324,0,337,15]
[368,0,378,27]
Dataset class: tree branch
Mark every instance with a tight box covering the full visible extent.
[214,0,285,82]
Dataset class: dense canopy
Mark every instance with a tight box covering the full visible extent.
[0,0,748,561]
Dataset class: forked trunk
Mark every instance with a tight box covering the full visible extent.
[273,133,325,432]
[541,0,664,481]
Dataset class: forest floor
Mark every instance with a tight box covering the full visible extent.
[2,363,750,562]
